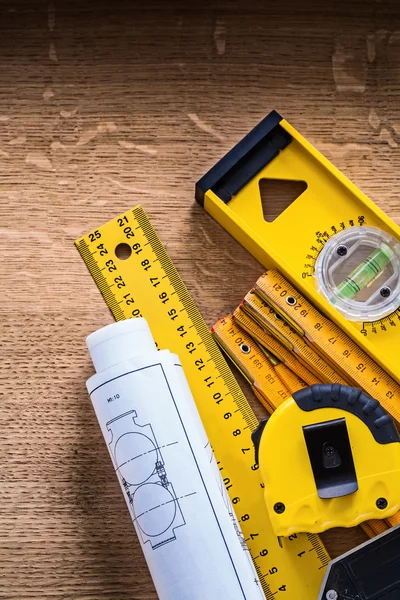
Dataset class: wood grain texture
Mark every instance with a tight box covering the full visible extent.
[1,0,399,598]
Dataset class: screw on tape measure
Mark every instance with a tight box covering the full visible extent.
[195,110,400,385]
[75,206,330,600]
[212,313,391,539]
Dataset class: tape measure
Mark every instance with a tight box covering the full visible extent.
[212,314,391,539]
[253,384,400,537]
[195,110,400,385]
[75,206,329,600]
[212,317,400,536]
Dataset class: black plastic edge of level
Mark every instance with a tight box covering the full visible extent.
[195,110,291,206]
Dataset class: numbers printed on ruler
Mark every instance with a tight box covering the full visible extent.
[82,214,256,520]
[302,216,366,281]
[257,270,400,423]
[77,208,330,599]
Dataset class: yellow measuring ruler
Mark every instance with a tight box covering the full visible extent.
[212,315,292,411]
[76,206,329,599]
[256,270,400,425]
[232,307,321,387]
[241,291,350,387]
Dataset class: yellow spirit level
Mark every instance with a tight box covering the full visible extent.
[252,384,400,537]
[196,111,400,384]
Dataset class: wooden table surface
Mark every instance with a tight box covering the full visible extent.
[1,1,400,598]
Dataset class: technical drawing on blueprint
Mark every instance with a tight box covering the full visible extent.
[88,355,264,599]
[107,409,186,549]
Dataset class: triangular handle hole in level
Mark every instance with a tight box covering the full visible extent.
[259,178,308,222]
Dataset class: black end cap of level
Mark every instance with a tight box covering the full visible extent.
[195,110,287,206]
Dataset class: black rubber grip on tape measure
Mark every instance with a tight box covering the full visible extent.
[195,110,291,205]
[252,418,268,466]
[293,384,399,445]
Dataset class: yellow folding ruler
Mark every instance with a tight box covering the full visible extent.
[196,110,400,385]
[230,307,321,388]
[240,291,349,386]
[255,270,400,425]
[212,315,293,412]
[75,206,329,600]
[212,315,307,404]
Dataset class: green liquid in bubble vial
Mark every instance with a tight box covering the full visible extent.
[337,247,392,300]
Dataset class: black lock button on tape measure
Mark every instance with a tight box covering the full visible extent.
[253,384,400,537]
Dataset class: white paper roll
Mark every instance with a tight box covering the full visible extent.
[86,318,264,600]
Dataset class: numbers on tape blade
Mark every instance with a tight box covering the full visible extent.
[76,206,329,600]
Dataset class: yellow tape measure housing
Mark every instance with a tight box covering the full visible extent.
[254,384,400,537]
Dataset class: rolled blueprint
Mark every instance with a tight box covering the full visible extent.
[86,318,264,600]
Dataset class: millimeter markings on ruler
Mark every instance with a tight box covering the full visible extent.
[233,307,321,387]
[76,206,329,600]
[265,356,308,395]
[213,316,307,403]
[256,270,400,425]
